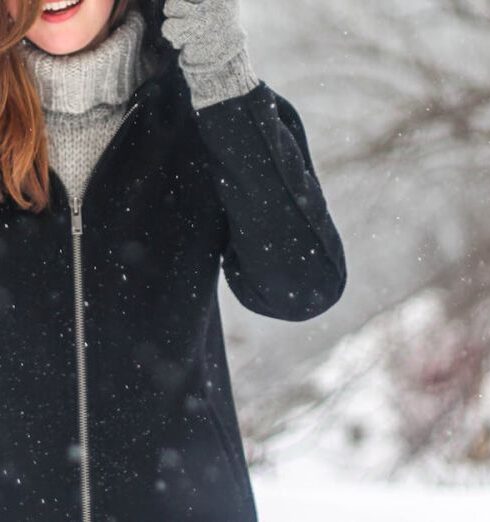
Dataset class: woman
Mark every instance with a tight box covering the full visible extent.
[0,0,347,520]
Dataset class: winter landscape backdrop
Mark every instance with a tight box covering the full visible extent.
[221,0,490,520]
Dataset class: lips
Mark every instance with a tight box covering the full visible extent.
[41,0,84,23]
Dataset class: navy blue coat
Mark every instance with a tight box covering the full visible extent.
[0,1,347,520]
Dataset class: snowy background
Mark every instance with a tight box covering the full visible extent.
[219,1,490,520]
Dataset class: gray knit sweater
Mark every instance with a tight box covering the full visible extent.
[19,8,157,200]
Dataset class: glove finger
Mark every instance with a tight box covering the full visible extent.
[161,16,207,49]
[163,0,199,18]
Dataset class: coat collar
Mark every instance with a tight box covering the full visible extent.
[46,57,192,217]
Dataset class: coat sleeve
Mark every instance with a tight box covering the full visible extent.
[193,79,347,322]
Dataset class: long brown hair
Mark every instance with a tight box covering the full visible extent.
[0,0,135,214]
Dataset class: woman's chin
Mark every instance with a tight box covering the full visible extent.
[26,35,98,56]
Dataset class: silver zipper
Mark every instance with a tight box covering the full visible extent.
[66,101,140,522]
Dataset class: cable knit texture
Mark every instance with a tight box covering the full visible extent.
[19,8,157,199]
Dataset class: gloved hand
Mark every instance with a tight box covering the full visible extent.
[161,0,260,111]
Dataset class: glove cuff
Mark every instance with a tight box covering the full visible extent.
[181,47,260,111]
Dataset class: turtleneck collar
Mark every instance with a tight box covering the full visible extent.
[19,8,153,115]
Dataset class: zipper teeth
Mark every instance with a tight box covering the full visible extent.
[68,100,140,522]
[72,233,91,522]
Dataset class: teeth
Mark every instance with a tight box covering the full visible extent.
[43,0,80,12]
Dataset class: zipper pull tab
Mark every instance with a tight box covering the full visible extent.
[69,196,83,236]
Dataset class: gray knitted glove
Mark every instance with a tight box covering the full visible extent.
[161,0,260,110]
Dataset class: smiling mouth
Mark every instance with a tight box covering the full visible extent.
[41,0,84,22]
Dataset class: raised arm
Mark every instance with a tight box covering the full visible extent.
[162,0,347,321]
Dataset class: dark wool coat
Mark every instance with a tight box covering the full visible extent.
[0,1,347,520]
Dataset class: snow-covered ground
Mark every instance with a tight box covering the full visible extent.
[252,465,490,522]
